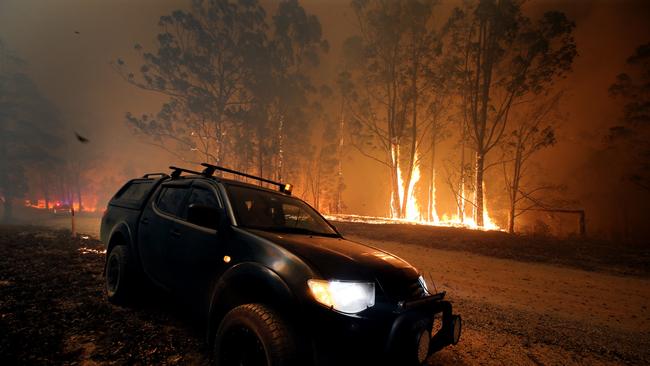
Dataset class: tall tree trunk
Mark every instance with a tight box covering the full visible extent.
[468,18,495,228]
[458,135,466,222]
[336,97,345,214]
[390,144,402,218]
[507,196,516,233]
[508,147,523,233]
[427,138,437,222]
[507,199,516,233]
[401,131,418,218]
[214,118,223,166]
[258,137,264,186]
[401,54,419,218]
[475,151,485,227]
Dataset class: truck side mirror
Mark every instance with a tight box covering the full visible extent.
[187,204,222,230]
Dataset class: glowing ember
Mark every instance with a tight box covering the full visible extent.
[78,247,106,255]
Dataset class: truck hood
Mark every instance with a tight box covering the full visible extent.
[247,229,420,287]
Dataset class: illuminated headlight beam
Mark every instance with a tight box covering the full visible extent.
[307,279,375,314]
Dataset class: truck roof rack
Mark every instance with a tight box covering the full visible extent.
[167,164,293,195]
[200,163,292,195]
[142,172,170,179]
[169,166,203,179]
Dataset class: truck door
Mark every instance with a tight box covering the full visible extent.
[166,181,227,295]
[138,181,191,288]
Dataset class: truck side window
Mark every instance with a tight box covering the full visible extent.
[183,188,220,218]
[156,187,188,217]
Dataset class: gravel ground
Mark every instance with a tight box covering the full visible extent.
[1,224,649,365]
[333,221,650,278]
[362,238,650,365]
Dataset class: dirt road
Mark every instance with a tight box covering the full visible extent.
[355,236,650,365]
[1,224,648,365]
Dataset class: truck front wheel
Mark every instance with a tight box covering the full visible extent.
[213,304,298,366]
[105,245,134,304]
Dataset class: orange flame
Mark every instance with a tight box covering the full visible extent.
[25,198,98,213]
[396,152,422,221]
[330,151,502,231]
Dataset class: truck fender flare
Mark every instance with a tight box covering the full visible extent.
[206,262,297,343]
[107,221,134,250]
[103,222,134,272]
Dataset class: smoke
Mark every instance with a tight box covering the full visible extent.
[1,0,649,237]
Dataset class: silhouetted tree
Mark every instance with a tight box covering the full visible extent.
[446,0,576,226]
[115,0,267,165]
[502,92,561,233]
[116,0,327,191]
[304,86,343,212]
[346,0,444,219]
[0,40,63,221]
[257,0,328,182]
[609,42,650,191]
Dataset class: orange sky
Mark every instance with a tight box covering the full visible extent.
[1,0,649,236]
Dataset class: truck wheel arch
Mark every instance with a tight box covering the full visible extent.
[206,262,298,344]
[104,223,135,273]
[106,223,134,252]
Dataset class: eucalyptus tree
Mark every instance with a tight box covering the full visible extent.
[116,0,327,191]
[346,0,444,219]
[502,92,561,233]
[447,0,576,226]
[115,0,268,166]
[259,0,328,182]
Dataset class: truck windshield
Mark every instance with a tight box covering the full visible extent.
[225,184,338,237]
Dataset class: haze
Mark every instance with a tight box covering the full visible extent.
[1,0,649,238]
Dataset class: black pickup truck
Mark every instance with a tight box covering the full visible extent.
[100,164,461,366]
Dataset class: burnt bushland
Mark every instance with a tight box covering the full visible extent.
[0,226,209,365]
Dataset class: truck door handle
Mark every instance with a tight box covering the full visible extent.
[141,218,149,225]
[170,229,181,238]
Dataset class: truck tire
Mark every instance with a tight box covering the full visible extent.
[213,303,298,366]
[105,245,134,305]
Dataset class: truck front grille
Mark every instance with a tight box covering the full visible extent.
[408,280,426,299]
[380,277,426,301]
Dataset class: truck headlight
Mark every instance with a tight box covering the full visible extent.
[307,279,375,314]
